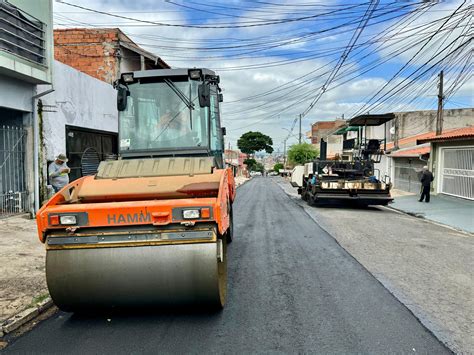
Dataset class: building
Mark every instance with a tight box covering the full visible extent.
[54,28,169,85]
[0,0,53,216]
[34,28,171,203]
[310,119,345,159]
[37,60,118,199]
[224,149,248,177]
[417,126,474,200]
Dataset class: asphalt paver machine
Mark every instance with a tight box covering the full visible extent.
[36,68,235,310]
[292,113,394,206]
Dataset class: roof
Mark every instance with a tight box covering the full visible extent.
[385,127,471,151]
[54,28,170,69]
[312,120,345,130]
[390,145,430,158]
[417,126,474,144]
[349,113,395,126]
[334,126,359,135]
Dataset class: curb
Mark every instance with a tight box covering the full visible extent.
[0,297,53,337]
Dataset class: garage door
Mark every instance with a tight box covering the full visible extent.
[393,158,425,193]
[441,148,474,200]
[65,126,118,182]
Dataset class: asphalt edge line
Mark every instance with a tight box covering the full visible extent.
[0,297,54,338]
[273,178,455,354]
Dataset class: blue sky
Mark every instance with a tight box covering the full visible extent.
[54,0,473,151]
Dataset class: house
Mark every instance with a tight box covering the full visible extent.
[54,28,170,85]
[360,108,473,193]
[37,61,118,199]
[310,119,346,159]
[225,149,248,177]
[417,126,474,200]
[35,28,171,203]
[0,0,53,216]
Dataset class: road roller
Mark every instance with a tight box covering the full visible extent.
[36,68,235,311]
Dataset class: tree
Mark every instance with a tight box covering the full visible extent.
[237,131,273,155]
[244,158,264,173]
[243,158,257,171]
[287,143,318,165]
[273,163,284,173]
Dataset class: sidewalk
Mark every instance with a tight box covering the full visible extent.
[0,215,48,325]
[390,192,474,233]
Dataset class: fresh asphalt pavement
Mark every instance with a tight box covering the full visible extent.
[4,177,449,354]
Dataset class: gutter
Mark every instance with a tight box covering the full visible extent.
[32,87,54,214]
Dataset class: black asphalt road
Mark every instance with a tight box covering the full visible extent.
[4,177,448,354]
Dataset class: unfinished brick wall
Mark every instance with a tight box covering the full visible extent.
[54,29,120,85]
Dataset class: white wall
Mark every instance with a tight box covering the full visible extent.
[38,60,118,160]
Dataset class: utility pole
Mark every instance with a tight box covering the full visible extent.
[436,70,444,135]
[283,139,287,168]
[298,114,302,144]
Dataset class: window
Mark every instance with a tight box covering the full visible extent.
[119,80,209,152]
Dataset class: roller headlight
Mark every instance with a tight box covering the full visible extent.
[60,215,77,225]
[182,209,200,219]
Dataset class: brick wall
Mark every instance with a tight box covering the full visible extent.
[54,28,120,84]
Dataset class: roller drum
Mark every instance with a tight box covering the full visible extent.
[46,242,226,311]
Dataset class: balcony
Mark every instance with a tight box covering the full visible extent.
[0,0,45,66]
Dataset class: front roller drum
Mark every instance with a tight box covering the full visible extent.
[46,241,227,311]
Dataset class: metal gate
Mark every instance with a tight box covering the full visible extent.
[393,157,425,193]
[441,147,474,200]
[0,125,29,217]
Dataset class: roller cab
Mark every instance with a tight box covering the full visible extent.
[36,68,235,311]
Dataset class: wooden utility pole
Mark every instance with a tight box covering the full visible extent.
[436,70,444,135]
[298,114,302,144]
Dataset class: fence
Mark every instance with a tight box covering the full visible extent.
[0,125,29,217]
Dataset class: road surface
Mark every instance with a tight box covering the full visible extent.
[4,177,448,354]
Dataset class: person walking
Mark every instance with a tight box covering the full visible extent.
[419,165,434,203]
[48,153,70,193]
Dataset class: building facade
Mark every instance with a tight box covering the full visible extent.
[0,0,53,216]
[37,60,118,199]
[418,127,474,200]
[54,28,169,85]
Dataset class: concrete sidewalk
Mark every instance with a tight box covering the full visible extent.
[0,215,48,326]
[390,192,474,233]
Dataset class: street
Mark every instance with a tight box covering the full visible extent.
[4,177,448,354]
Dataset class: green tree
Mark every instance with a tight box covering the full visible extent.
[244,158,265,172]
[255,162,265,173]
[237,131,273,155]
[287,143,318,165]
[243,158,257,171]
[273,163,284,173]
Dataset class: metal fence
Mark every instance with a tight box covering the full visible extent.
[0,125,29,217]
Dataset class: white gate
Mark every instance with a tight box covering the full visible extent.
[0,125,29,217]
[441,147,474,200]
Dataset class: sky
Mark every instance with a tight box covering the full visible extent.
[53,0,473,152]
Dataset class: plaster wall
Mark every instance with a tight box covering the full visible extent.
[0,75,34,112]
[365,108,474,142]
[38,60,118,161]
